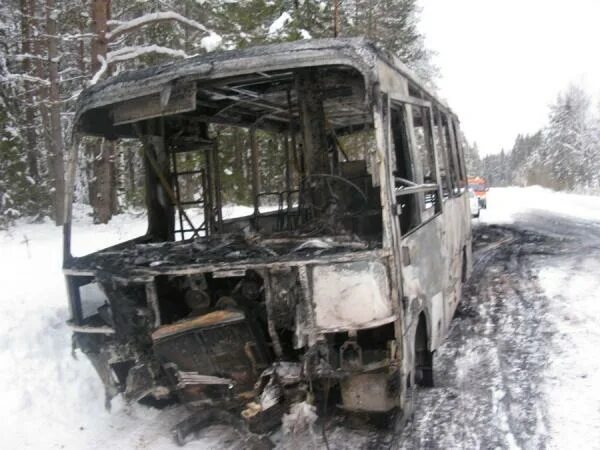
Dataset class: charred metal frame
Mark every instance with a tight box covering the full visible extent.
[63,38,472,439]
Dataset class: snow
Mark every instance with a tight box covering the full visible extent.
[268,12,292,36]
[478,185,600,225]
[88,11,220,84]
[538,261,600,449]
[89,55,107,86]
[1,72,50,86]
[107,45,187,64]
[2,187,600,448]
[92,40,205,85]
[0,215,181,449]
[199,32,223,53]
[299,29,312,40]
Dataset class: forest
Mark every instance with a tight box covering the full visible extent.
[2,1,599,229]
[0,0,436,227]
[465,83,600,193]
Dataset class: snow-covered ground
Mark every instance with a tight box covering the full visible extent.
[1,187,599,449]
[479,185,600,225]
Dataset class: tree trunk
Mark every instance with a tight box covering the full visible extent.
[91,139,116,223]
[31,0,54,222]
[46,0,66,225]
[89,0,116,223]
[126,145,136,203]
[33,24,52,183]
[20,0,39,182]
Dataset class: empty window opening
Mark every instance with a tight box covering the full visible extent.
[432,108,451,199]
[391,105,419,235]
[391,102,441,236]
[410,105,440,219]
[70,66,385,258]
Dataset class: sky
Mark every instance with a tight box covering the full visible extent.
[419,0,600,155]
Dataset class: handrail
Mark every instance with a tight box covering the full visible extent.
[394,176,418,187]
[394,183,438,196]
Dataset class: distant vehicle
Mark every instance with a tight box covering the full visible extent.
[468,176,488,208]
[469,190,481,218]
[63,38,472,442]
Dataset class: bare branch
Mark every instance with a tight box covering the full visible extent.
[106,11,208,41]
[88,45,188,85]
[12,53,47,62]
[89,55,108,86]
[1,72,50,86]
[106,45,188,64]
[61,33,96,41]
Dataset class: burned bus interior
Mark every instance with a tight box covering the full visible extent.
[75,64,382,245]
[69,65,385,406]
[65,39,470,442]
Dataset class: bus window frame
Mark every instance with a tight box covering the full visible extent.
[441,112,462,196]
[388,95,443,238]
[450,118,468,190]
[432,107,453,200]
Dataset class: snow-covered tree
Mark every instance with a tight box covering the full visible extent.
[342,0,438,84]
[542,84,593,191]
[0,0,438,225]
[481,83,599,193]
[463,138,482,176]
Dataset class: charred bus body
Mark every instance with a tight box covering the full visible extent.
[64,38,471,435]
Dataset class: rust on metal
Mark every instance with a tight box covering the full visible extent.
[152,310,244,341]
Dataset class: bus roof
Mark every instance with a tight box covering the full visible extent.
[74,37,456,138]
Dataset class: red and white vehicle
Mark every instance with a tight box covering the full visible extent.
[468,176,488,209]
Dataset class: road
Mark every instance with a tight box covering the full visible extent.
[396,207,600,450]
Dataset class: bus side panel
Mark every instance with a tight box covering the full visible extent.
[399,214,447,351]
[400,193,471,352]
[441,194,472,323]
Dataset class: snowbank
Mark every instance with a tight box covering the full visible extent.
[0,212,223,449]
[0,204,274,448]
[538,254,600,448]
[479,185,600,224]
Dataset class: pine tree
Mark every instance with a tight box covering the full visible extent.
[0,0,438,225]
[342,0,437,83]
[542,84,592,190]
[463,139,482,176]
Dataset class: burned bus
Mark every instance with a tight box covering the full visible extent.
[63,38,472,439]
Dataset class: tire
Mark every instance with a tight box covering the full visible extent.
[415,361,434,387]
[414,315,434,388]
